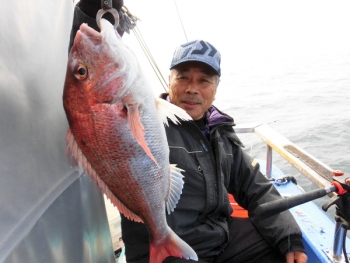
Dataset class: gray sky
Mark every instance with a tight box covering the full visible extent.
[121,0,350,94]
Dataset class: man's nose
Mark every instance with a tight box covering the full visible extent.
[185,82,198,94]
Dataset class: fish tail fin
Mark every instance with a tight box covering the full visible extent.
[156,98,192,126]
[150,227,198,263]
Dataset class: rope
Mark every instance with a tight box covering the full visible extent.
[132,26,168,92]
[274,176,297,186]
[121,7,168,92]
[120,3,189,92]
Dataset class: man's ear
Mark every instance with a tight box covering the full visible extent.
[168,71,173,88]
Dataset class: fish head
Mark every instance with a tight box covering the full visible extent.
[63,19,132,119]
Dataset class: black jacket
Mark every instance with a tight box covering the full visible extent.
[121,97,304,262]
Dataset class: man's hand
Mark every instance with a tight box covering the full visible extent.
[286,251,308,263]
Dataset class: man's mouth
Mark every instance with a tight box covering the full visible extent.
[182,100,199,105]
[181,98,201,105]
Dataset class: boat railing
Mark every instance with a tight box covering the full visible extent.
[235,123,350,262]
[234,123,334,194]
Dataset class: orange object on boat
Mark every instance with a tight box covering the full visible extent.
[229,194,249,218]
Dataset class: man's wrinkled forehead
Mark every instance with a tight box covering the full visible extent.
[173,61,218,76]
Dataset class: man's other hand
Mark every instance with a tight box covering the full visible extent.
[286,251,308,263]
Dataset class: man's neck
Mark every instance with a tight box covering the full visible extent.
[193,115,207,130]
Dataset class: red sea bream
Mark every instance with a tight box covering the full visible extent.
[63,19,197,262]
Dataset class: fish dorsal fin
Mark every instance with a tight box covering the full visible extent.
[123,97,159,167]
[156,98,192,126]
[166,164,185,214]
[65,128,143,223]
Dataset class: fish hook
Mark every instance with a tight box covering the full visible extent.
[96,0,120,30]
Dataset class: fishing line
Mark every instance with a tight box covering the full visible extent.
[173,0,188,42]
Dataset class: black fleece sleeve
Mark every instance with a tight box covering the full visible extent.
[228,149,305,256]
[68,0,124,51]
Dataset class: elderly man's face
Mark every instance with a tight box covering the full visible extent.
[168,61,218,120]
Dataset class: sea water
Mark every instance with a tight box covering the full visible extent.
[220,52,350,182]
[218,51,350,214]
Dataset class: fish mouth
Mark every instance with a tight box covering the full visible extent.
[75,23,103,47]
[72,24,103,49]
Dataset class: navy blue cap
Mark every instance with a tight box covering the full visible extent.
[170,40,221,76]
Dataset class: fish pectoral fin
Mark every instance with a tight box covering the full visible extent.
[166,164,185,214]
[156,98,192,126]
[125,101,159,167]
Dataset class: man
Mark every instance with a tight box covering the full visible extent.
[121,40,307,263]
[70,1,308,262]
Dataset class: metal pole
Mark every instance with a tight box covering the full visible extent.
[266,145,272,179]
[332,219,345,260]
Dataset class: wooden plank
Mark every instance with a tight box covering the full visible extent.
[253,124,334,192]
[284,145,334,182]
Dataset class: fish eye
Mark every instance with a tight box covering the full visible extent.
[74,64,88,80]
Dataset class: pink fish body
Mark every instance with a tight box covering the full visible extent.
[63,19,197,262]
